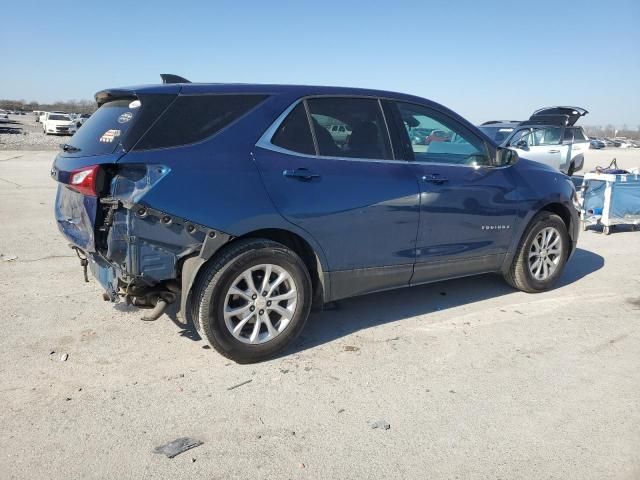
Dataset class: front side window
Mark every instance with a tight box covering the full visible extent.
[306,97,392,160]
[271,103,315,155]
[396,102,489,166]
[511,127,562,147]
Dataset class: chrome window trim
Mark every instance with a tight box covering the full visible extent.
[255,95,507,170]
[256,95,400,164]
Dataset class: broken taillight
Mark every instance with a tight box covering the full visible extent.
[69,165,100,196]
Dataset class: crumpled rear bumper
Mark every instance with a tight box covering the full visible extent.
[55,186,98,253]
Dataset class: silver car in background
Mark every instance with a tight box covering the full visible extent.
[480,107,589,176]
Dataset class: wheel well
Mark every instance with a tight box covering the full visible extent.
[540,202,574,252]
[239,228,325,309]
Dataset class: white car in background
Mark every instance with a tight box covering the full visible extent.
[479,106,589,176]
[42,113,77,135]
[0,109,8,119]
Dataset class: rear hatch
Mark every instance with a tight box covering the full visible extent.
[529,106,588,126]
[52,88,178,252]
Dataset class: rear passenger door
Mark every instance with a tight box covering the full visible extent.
[253,97,420,300]
[565,126,589,162]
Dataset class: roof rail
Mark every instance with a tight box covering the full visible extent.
[160,74,191,84]
[481,120,520,125]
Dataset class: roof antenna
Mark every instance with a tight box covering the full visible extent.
[160,74,191,84]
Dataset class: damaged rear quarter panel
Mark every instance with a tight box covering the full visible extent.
[115,111,286,235]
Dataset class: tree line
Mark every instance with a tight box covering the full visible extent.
[0,99,97,114]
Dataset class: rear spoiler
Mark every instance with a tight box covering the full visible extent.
[94,82,183,107]
[94,89,138,107]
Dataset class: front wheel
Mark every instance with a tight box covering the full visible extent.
[504,212,570,293]
[193,238,312,363]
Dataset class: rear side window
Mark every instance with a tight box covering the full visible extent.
[134,94,268,150]
[306,97,392,160]
[271,103,315,155]
[573,128,588,141]
[563,128,574,143]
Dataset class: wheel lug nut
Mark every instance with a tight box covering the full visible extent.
[262,291,267,297]
[252,294,257,300]
[259,310,264,315]
[267,301,271,307]
[250,306,255,312]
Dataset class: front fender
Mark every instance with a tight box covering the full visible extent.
[500,160,579,273]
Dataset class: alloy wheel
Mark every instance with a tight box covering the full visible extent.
[223,264,298,344]
[528,227,562,281]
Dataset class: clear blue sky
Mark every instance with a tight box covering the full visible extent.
[2,0,639,127]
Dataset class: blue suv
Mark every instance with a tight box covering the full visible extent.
[52,76,580,362]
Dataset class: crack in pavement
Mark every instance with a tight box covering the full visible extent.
[0,154,24,162]
[10,255,76,263]
[0,177,22,187]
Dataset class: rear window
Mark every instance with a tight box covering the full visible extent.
[134,94,268,150]
[65,99,142,156]
[49,114,70,121]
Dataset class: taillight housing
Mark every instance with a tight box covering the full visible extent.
[69,165,100,196]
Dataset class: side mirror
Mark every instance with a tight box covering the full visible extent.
[514,139,528,150]
[496,147,519,167]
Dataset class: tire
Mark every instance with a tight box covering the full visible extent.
[504,212,570,293]
[193,238,312,363]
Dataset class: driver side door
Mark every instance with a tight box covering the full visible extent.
[389,101,519,284]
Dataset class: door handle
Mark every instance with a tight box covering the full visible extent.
[548,149,560,153]
[422,174,448,184]
[283,168,320,181]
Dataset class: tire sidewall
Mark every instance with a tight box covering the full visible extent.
[198,244,312,362]
[521,214,569,290]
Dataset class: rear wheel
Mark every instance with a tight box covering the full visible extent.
[504,212,569,293]
[193,239,312,363]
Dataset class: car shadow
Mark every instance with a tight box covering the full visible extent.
[283,247,604,355]
[166,248,604,355]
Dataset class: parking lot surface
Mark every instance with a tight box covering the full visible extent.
[1,149,639,479]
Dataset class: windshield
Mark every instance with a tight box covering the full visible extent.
[479,126,514,145]
[49,114,70,121]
